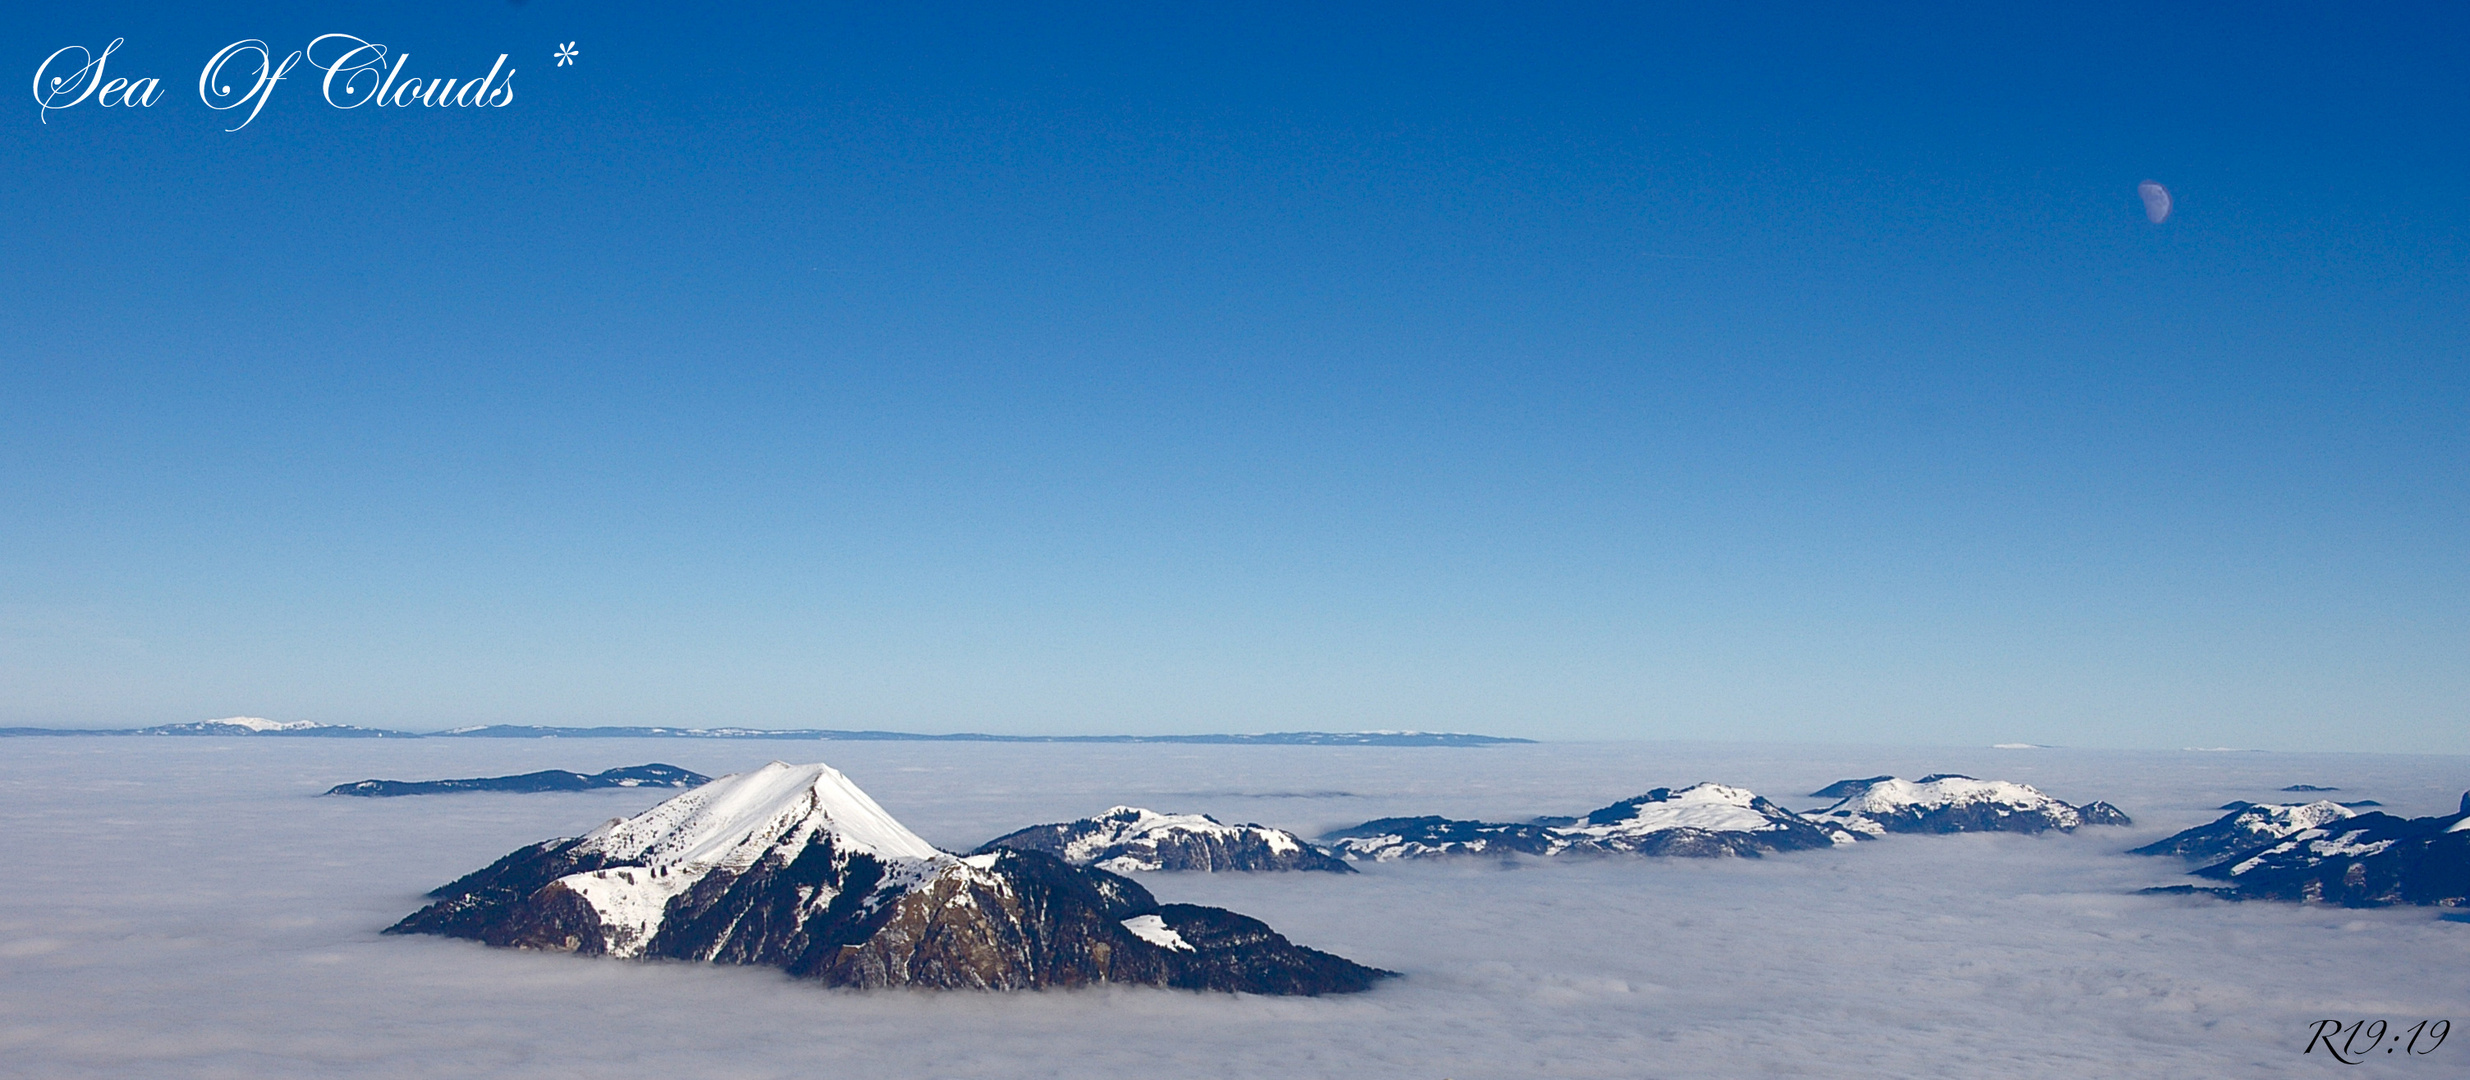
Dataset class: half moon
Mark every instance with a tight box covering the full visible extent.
[2138,181,2172,224]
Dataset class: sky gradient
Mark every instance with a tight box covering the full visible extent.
[4,2,2465,749]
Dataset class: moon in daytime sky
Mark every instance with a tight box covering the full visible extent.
[2138,180,2172,223]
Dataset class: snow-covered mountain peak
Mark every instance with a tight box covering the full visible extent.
[978,805,1347,872]
[1833,775,2062,814]
[1085,805,1292,846]
[2130,799,2359,862]
[2246,800,2358,833]
[582,760,944,869]
[1801,774,2128,834]
[1641,782,1762,806]
[1567,782,1795,836]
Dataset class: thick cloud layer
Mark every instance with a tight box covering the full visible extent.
[1,739,2464,1078]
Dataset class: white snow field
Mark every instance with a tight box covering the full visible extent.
[0,737,2463,1079]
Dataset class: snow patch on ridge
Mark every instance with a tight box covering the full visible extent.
[1121,914,1192,951]
[558,865,706,957]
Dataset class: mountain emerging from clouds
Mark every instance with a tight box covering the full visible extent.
[388,761,1391,994]
[978,807,1353,873]
[2139,794,2470,907]
[1801,775,2133,836]
[1322,816,1571,861]
[2130,801,2359,863]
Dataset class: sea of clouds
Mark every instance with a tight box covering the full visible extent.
[1,737,2464,1078]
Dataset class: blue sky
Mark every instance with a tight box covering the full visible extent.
[4,2,2464,749]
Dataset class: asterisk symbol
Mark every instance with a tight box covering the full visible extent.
[555,42,578,66]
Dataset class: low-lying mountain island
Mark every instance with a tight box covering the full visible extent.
[328,764,709,797]
[2137,794,2470,907]
[389,761,1392,994]
[978,807,1353,872]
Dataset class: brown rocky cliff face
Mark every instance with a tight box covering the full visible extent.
[479,879,612,954]
[810,859,1174,990]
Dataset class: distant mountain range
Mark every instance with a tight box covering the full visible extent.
[0,718,1530,747]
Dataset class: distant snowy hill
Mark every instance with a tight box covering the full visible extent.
[0,717,411,738]
[1799,774,2132,835]
[326,764,709,797]
[2140,793,2470,907]
[389,761,1391,994]
[137,716,413,737]
[1559,784,1851,855]
[1324,782,1858,861]
[978,807,1352,873]
[1323,816,1569,861]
